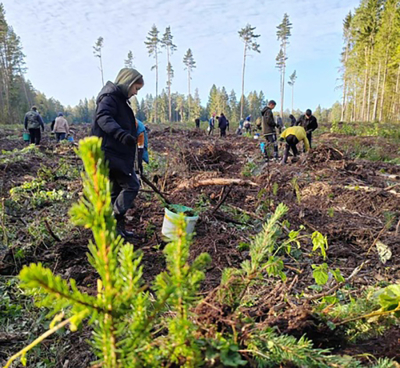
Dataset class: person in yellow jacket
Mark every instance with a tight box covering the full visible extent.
[279,126,310,164]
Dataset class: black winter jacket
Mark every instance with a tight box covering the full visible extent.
[261,106,276,135]
[92,82,138,176]
[218,115,228,129]
[296,115,318,132]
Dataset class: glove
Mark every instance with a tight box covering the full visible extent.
[121,133,136,146]
[137,148,144,176]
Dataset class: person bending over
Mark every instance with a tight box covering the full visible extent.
[280,125,310,164]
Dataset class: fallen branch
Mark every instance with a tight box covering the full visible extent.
[212,185,233,215]
[44,220,61,242]
[227,204,264,221]
[345,185,400,197]
[174,178,259,192]
[213,212,243,225]
[140,174,171,205]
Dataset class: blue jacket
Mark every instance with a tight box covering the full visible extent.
[136,119,149,164]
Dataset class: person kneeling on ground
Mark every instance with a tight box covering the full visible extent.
[92,68,144,239]
[279,125,310,165]
[53,112,69,142]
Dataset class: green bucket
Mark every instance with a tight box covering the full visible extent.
[23,132,30,142]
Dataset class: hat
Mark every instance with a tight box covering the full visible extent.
[31,105,37,111]
[306,109,312,117]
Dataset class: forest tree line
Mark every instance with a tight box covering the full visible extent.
[340,0,400,122]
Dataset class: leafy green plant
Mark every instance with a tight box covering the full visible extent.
[241,161,257,177]
[312,263,329,286]
[272,182,279,196]
[0,145,43,165]
[312,231,328,260]
[290,177,301,204]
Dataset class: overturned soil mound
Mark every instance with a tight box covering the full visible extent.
[305,144,344,164]
[182,144,238,172]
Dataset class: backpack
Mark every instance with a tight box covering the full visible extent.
[26,111,41,129]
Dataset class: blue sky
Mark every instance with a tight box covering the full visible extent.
[4,0,360,112]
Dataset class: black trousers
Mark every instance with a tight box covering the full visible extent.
[220,127,226,137]
[264,133,278,159]
[307,132,312,148]
[29,128,41,145]
[109,169,140,217]
[282,135,299,163]
[208,126,214,135]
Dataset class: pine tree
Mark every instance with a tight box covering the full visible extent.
[207,84,218,117]
[145,25,161,123]
[93,37,105,86]
[287,70,297,114]
[124,50,134,68]
[228,89,239,125]
[276,14,292,119]
[238,24,260,119]
[191,88,202,121]
[183,48,196,122]
[340,12,353,121]
[175,94,185,122]
[161,27,177,123]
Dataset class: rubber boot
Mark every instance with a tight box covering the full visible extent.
[115,214,134,238]
[281,150,288,165]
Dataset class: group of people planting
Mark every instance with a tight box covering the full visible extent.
[204,101,318,165]
[258,100,318,164]
[22,67,317,240]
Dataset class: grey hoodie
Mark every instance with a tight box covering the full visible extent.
[114,68,143,98]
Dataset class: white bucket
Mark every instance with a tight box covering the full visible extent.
[161,207,199,240]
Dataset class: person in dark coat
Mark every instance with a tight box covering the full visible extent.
[276,114,283,134]
[218,113,228,137]
[92,68,144,239]
[24,106,44,145]
[289,114,296,127]
[261,100,278,160]
[195,118,200,129]
[296,109,318,148]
